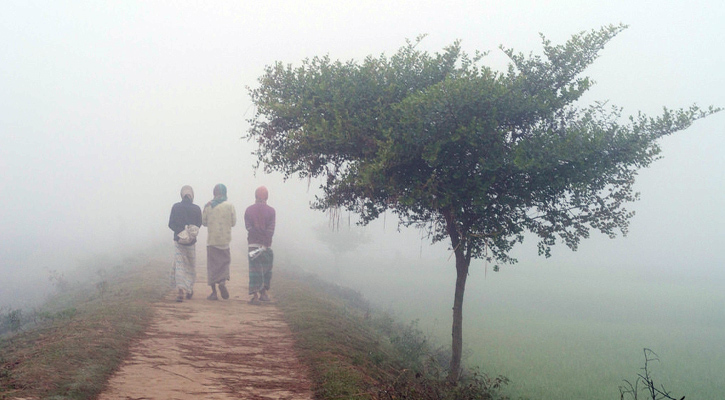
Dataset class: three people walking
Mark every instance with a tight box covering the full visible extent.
[171,184,275,304]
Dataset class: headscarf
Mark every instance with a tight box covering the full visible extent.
[210,183,228,208]
[255,186,269,203]
[180,185,194,201]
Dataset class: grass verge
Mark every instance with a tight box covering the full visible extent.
[0,256,168,400]
[273,267,509,400]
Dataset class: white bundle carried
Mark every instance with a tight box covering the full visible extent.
[248,246,267,260]
[177,224,200,245]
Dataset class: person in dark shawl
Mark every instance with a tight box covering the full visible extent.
[245,186,276,304]
[168,185,202,302]
[202,183,237,300]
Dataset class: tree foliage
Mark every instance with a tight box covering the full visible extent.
[248,24,716,263]
[246,24,720,380]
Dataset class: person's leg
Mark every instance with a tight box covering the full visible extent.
[207,246,216,299]
[207,283,218,300]
[215,248,231,300]
[171,242,185,301]
[186,244,196,299]
[206,246,223,300]
[175,244,195,300]
[260,271,272,301]
[259,249,273,301]
[249,291,259,304]
[248,247,263,303]
[218,281,229,299]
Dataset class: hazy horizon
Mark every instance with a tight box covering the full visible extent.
[2,2,723,398]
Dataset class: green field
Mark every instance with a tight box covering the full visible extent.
[336,258,725,400]
[469,306,725,399]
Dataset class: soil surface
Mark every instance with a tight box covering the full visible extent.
[98,249,314,400]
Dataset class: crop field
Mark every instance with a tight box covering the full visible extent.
[342,259,725,400]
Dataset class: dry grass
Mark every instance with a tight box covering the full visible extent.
[273,268,509,400]
[273,269,389,399]
[0,257,168,400]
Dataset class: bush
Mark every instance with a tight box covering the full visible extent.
[2,309,23,334]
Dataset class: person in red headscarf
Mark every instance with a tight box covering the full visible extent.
[244,186,276,303]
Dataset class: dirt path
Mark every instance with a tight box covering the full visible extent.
[98,250,314,400]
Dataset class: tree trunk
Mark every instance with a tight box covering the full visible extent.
[448,249,469,382]
[442,207,470,383]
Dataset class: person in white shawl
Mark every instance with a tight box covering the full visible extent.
[202,183,237,300]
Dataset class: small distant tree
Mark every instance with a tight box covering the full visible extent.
[47,268,70,292]
[4,309,23,333]
[314,222,371,277]
[245,24,720,381]
[96,268,108,300]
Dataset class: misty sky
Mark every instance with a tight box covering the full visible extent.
[2,1,724,299]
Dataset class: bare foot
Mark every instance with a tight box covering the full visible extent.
[219,284,229,300]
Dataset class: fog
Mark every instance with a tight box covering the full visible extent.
[2,1,724,398]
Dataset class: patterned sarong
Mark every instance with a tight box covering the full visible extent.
[207,246,231,285]
[248,247,273,295]
[171,242,196,293]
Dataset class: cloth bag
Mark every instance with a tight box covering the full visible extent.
[177,225,199,245]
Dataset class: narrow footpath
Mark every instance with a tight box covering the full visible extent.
[98,249,314,400]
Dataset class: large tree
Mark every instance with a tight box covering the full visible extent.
[245,25,719,381]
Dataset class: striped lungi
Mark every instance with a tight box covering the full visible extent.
[171,242,196,293]
[248,247,273,295]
